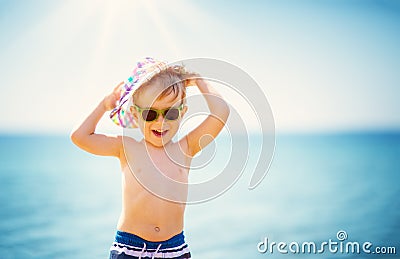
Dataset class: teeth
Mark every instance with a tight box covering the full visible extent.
[154,129,167,133]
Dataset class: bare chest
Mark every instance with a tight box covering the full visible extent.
[121,142,190,202]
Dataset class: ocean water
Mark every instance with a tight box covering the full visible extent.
[0,133,399,258]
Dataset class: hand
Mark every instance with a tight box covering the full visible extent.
[186,77,209,90]
[184,72,202,88]
[103,82,124,111]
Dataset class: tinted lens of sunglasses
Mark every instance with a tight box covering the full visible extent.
[164,108,180,120]
[142,109,158,121]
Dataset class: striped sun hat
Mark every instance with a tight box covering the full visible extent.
[109,57,168,128]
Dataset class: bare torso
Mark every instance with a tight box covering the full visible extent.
[116,137,191,241]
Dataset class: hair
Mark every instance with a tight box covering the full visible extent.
[132,65,199,105]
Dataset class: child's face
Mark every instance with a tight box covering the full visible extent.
[131,82,187,147]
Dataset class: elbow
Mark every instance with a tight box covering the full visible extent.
[224,103,230,122]
[209,96,230,124]
[70,129,83,147]
[220,101,230,123]
[70,130,79,145]
[70,128,94,151]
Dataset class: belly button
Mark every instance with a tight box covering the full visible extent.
[154,226,160,232]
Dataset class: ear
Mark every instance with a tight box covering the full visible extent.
[181,105,188,117]
[130,106,139,122]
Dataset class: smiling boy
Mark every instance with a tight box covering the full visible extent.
[70,57,229,258]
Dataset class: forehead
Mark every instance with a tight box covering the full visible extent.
[135,81,183,108]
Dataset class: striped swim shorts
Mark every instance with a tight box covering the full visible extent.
[109,230,192,259]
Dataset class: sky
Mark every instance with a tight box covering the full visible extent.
[0,0,399,134]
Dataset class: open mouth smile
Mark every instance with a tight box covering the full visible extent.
[152,129,168,137]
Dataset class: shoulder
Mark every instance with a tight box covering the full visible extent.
[177,135,189,149]
[117,136,143,165]
[118,136,143,154]
[177,136,193,159]
[118,135,140,144]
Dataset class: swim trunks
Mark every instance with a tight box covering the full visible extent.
[109,230,192,259]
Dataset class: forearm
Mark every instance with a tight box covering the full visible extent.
[185,79,230,156]
[196,79,230,122]
[71,99,107,143]
[70,82,123,157]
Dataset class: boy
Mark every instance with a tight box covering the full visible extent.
[70,57,230,258]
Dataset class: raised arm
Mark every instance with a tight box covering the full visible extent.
[185,78,230,156]
[70,82,124,157]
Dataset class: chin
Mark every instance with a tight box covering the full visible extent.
[144,129,177,147]
[146,137,172,147]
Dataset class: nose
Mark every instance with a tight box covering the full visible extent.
[155,112,165,122]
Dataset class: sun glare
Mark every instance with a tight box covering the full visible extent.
[141,0,181,56]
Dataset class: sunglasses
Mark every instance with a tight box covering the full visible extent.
[133,104,184,122]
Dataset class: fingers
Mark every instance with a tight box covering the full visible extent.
[113,81,124,95]
[114,81,124,90]
[185,78,197,87]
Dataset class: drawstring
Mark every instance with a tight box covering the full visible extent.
[152,244,162,259]
[139,242,146,259]
[139,242,162,259]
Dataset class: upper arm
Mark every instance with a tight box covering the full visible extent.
[71,132,122,157]
[186,109,229,157]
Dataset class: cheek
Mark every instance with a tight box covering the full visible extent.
[138,120,150,134]
[144,122,153,132]
[168,121,180,133]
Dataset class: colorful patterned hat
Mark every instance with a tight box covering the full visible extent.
[110,57,168,128]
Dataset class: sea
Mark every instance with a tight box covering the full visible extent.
[0,132,399,259]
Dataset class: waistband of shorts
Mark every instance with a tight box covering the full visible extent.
[115,230,186,250]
